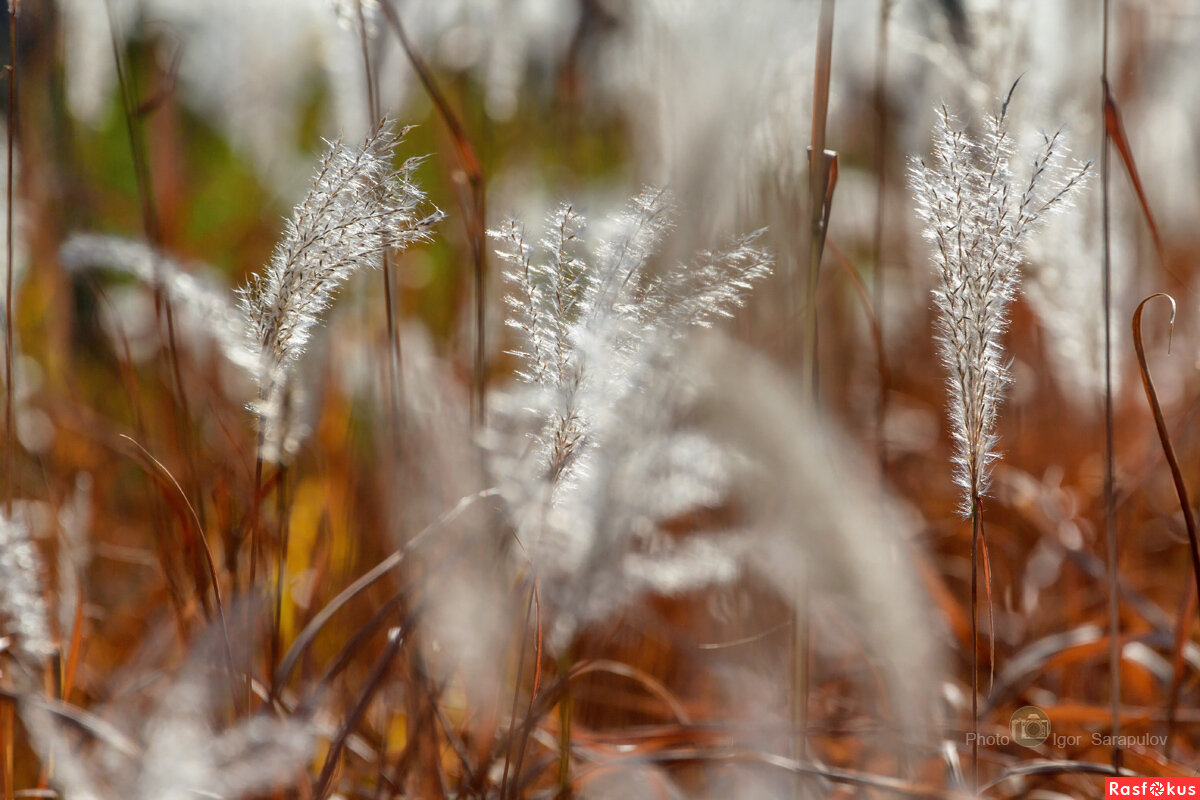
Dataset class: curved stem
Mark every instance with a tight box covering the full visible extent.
[1131,293,1200,755]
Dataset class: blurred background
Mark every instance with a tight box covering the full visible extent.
[4,0,1200,797]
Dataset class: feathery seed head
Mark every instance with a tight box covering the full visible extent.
[910,99,1088,514]
[0,513,54,661]
[23,618,314,800]
[240,124,442,462]
[491,187,772,646]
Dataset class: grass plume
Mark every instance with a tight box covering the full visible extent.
[240,123,442,462]
[911,92,1087,789]
[911,97,1089,515]
[0,512,52,662]
[491,187,772,643]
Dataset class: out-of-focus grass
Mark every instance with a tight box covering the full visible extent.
[4,3,1200,799]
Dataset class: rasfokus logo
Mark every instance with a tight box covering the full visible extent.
[1106,778,1200,797]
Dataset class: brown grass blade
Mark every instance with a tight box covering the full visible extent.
[4,3,15,519]
[1100,0,1122,770]
[500,586,536,800]
[980,759,1129,792]
[567,659,691,725]
[1103,81,1166,270]
[804,0,837,391]
[978,500,996,693]
[104,0,204,540]
[2,12,11,795]
[118,434,238,705]
[1,701,9,800]
[827,240,890,435]
[60,587,85,702]
[273,489,497,691]
[1165,588,1195,758]
[1131,293,1200,755]
[313,626,407,800]
[0,689,141,758]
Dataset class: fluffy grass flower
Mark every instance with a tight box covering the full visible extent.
[910,98,1088,514]
[240,124,442,461]
[491,188,772,645]
[0,511,53,660]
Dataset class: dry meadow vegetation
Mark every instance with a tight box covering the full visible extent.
[1,1,1199,797]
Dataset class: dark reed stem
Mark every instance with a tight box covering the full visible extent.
[3,1,14,518]
[1100,0,1122,773]
[381,3,488,428]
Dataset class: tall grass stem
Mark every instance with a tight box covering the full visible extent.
[1100,0,1122,773]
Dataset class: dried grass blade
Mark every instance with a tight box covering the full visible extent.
[567,659,691,725]
[1103,82,1167,271]
[118,434,238,705]
[980,759,1129,791]
[827,239,890,447]
[977,501,996,693]
[1131,293,1200,754]
[60,588,85,701]
[1165,588,1195,758]
[3,1,14,518]
[273,489,497,690]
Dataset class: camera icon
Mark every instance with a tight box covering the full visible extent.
[1010,706,1051,747]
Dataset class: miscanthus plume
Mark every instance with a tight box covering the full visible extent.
[490,188,772,645]
[240,124,442,461]
[910,99,1088,514]
[20,619,313,800]
[493,188,771,503]
[62,125,441,463]
[0,512,53,661]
